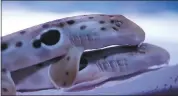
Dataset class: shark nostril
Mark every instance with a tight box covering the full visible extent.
[79,57,88,71]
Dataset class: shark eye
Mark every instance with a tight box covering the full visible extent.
[40,29,60,46]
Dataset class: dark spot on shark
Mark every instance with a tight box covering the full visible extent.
[66,72,69,75]
[88,17,94,19]
[156,86,158,89]
[66,20,75,25]
[66,56,70,61]
[63,82,66,86]
[80,25,86,30]
[110,20,114,24]
[32,39,41,48]
[58,22,64,28]
[20,31,26,35]
[164,84,167,87]
[99,20,105,24]
[1,42,8,51]
[169,85,172,89]
[1,68,6,73]
[100,27,106,31]
[15,41,22,47]
[2,88,8,92]
[42,24,49,28]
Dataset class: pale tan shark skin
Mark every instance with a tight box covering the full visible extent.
[48,46,84,89]
[1,14,145,94]
[2,14,145,72]
[60,43,170,92]
[11,43,170,92]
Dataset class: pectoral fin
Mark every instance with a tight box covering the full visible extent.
[48,46,84,88]
[1,69,16,95]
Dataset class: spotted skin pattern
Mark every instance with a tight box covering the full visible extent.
[1,14,146,95]
[2,14,145,71]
